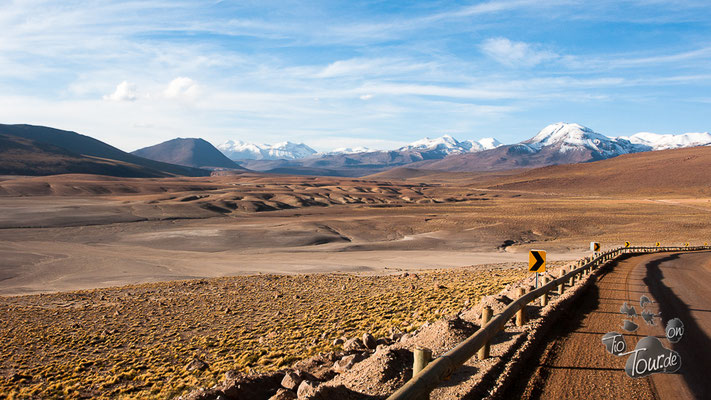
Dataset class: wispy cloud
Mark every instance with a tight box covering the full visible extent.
[480,37,559,67]
[0,0,709,149]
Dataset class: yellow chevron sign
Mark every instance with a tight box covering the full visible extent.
[685,242,690,247]
[529,250,546,273]
[590,242,600,252]
[624,241,631,248]
[656,242,661,247]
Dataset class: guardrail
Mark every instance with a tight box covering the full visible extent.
[387,245,711,400]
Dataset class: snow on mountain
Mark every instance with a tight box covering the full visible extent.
[476,137,503,150]
[323,146,376,155]
[523,122,639,157]
[216,140,264,160]
[217,140,316,160]
[263,141,317,159]
[399,134,502,156]
[620,131,711,150]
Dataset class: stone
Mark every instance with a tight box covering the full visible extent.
[332,354,357,373]
[184,357,208,372]
[296,380,319,399]
[343,337,362,352]
[281,371,302,391]
[362,332,377,350]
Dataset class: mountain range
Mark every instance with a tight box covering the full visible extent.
[2,122,710,179]
[217,140,317,160]
[213,123,711,176]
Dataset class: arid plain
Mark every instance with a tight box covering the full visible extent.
[2,147,711,398]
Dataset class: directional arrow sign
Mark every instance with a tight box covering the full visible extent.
[590,242,600,252]
[625,241,631,248]
[529,250,546,273]
[685,242,689,247]
[656,242,661,247]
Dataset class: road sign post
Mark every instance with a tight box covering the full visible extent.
[590,242,600,253]
[529,250,546,288]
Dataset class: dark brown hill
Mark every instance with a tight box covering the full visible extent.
[0,134,171,177]
[0,124,209,177]
[132,138,246,170]
[479,145,711,196]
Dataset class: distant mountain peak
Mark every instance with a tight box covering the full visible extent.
[132,137,244,170]
[621,131,711,150]
[217,140,316,160]
[399,134,502,157]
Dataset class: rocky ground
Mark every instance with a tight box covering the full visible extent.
[0,263,538,399]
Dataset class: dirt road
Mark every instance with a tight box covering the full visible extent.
[504,251,711,399]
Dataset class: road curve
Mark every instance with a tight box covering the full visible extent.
[503,251,711,400]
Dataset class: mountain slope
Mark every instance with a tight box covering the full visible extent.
[480,145,711,196]
[0,134,171,177]
[0,124,209,177]
[132,138,245,170]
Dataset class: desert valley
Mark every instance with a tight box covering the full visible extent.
[2,122,711,398]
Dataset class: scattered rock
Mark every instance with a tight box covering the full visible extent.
[185,357,209,372]
[296,380,319,399]
[281,371,302,391]
[362,333,377,350]
[333,354,357,373]
[332,338,344,346]
[343,337,362,352]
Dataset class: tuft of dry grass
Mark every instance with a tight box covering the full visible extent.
[0,265,527,399]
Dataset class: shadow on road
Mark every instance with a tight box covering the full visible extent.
[644,252,711,398]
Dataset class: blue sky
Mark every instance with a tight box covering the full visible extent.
[1,0,710,151]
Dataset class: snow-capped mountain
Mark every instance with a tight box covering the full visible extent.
[322,146,376,155]
[217,140,316,160]
[522,122,639,157]
[476,137,503,150]
[399,134,503,157]
[620,131,711,151]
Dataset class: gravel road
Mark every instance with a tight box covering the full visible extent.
[503,251,711,399]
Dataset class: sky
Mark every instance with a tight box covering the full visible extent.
[1,0,710,152]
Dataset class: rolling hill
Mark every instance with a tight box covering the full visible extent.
[478,145,711,196]
[0,124,210,177]
[132,138,246,170]
[0,134,173,177]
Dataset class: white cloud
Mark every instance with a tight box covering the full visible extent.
[103,81,137,102]
[360,94,373,100]
[164,77,199,99]
[480,37,558,67]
